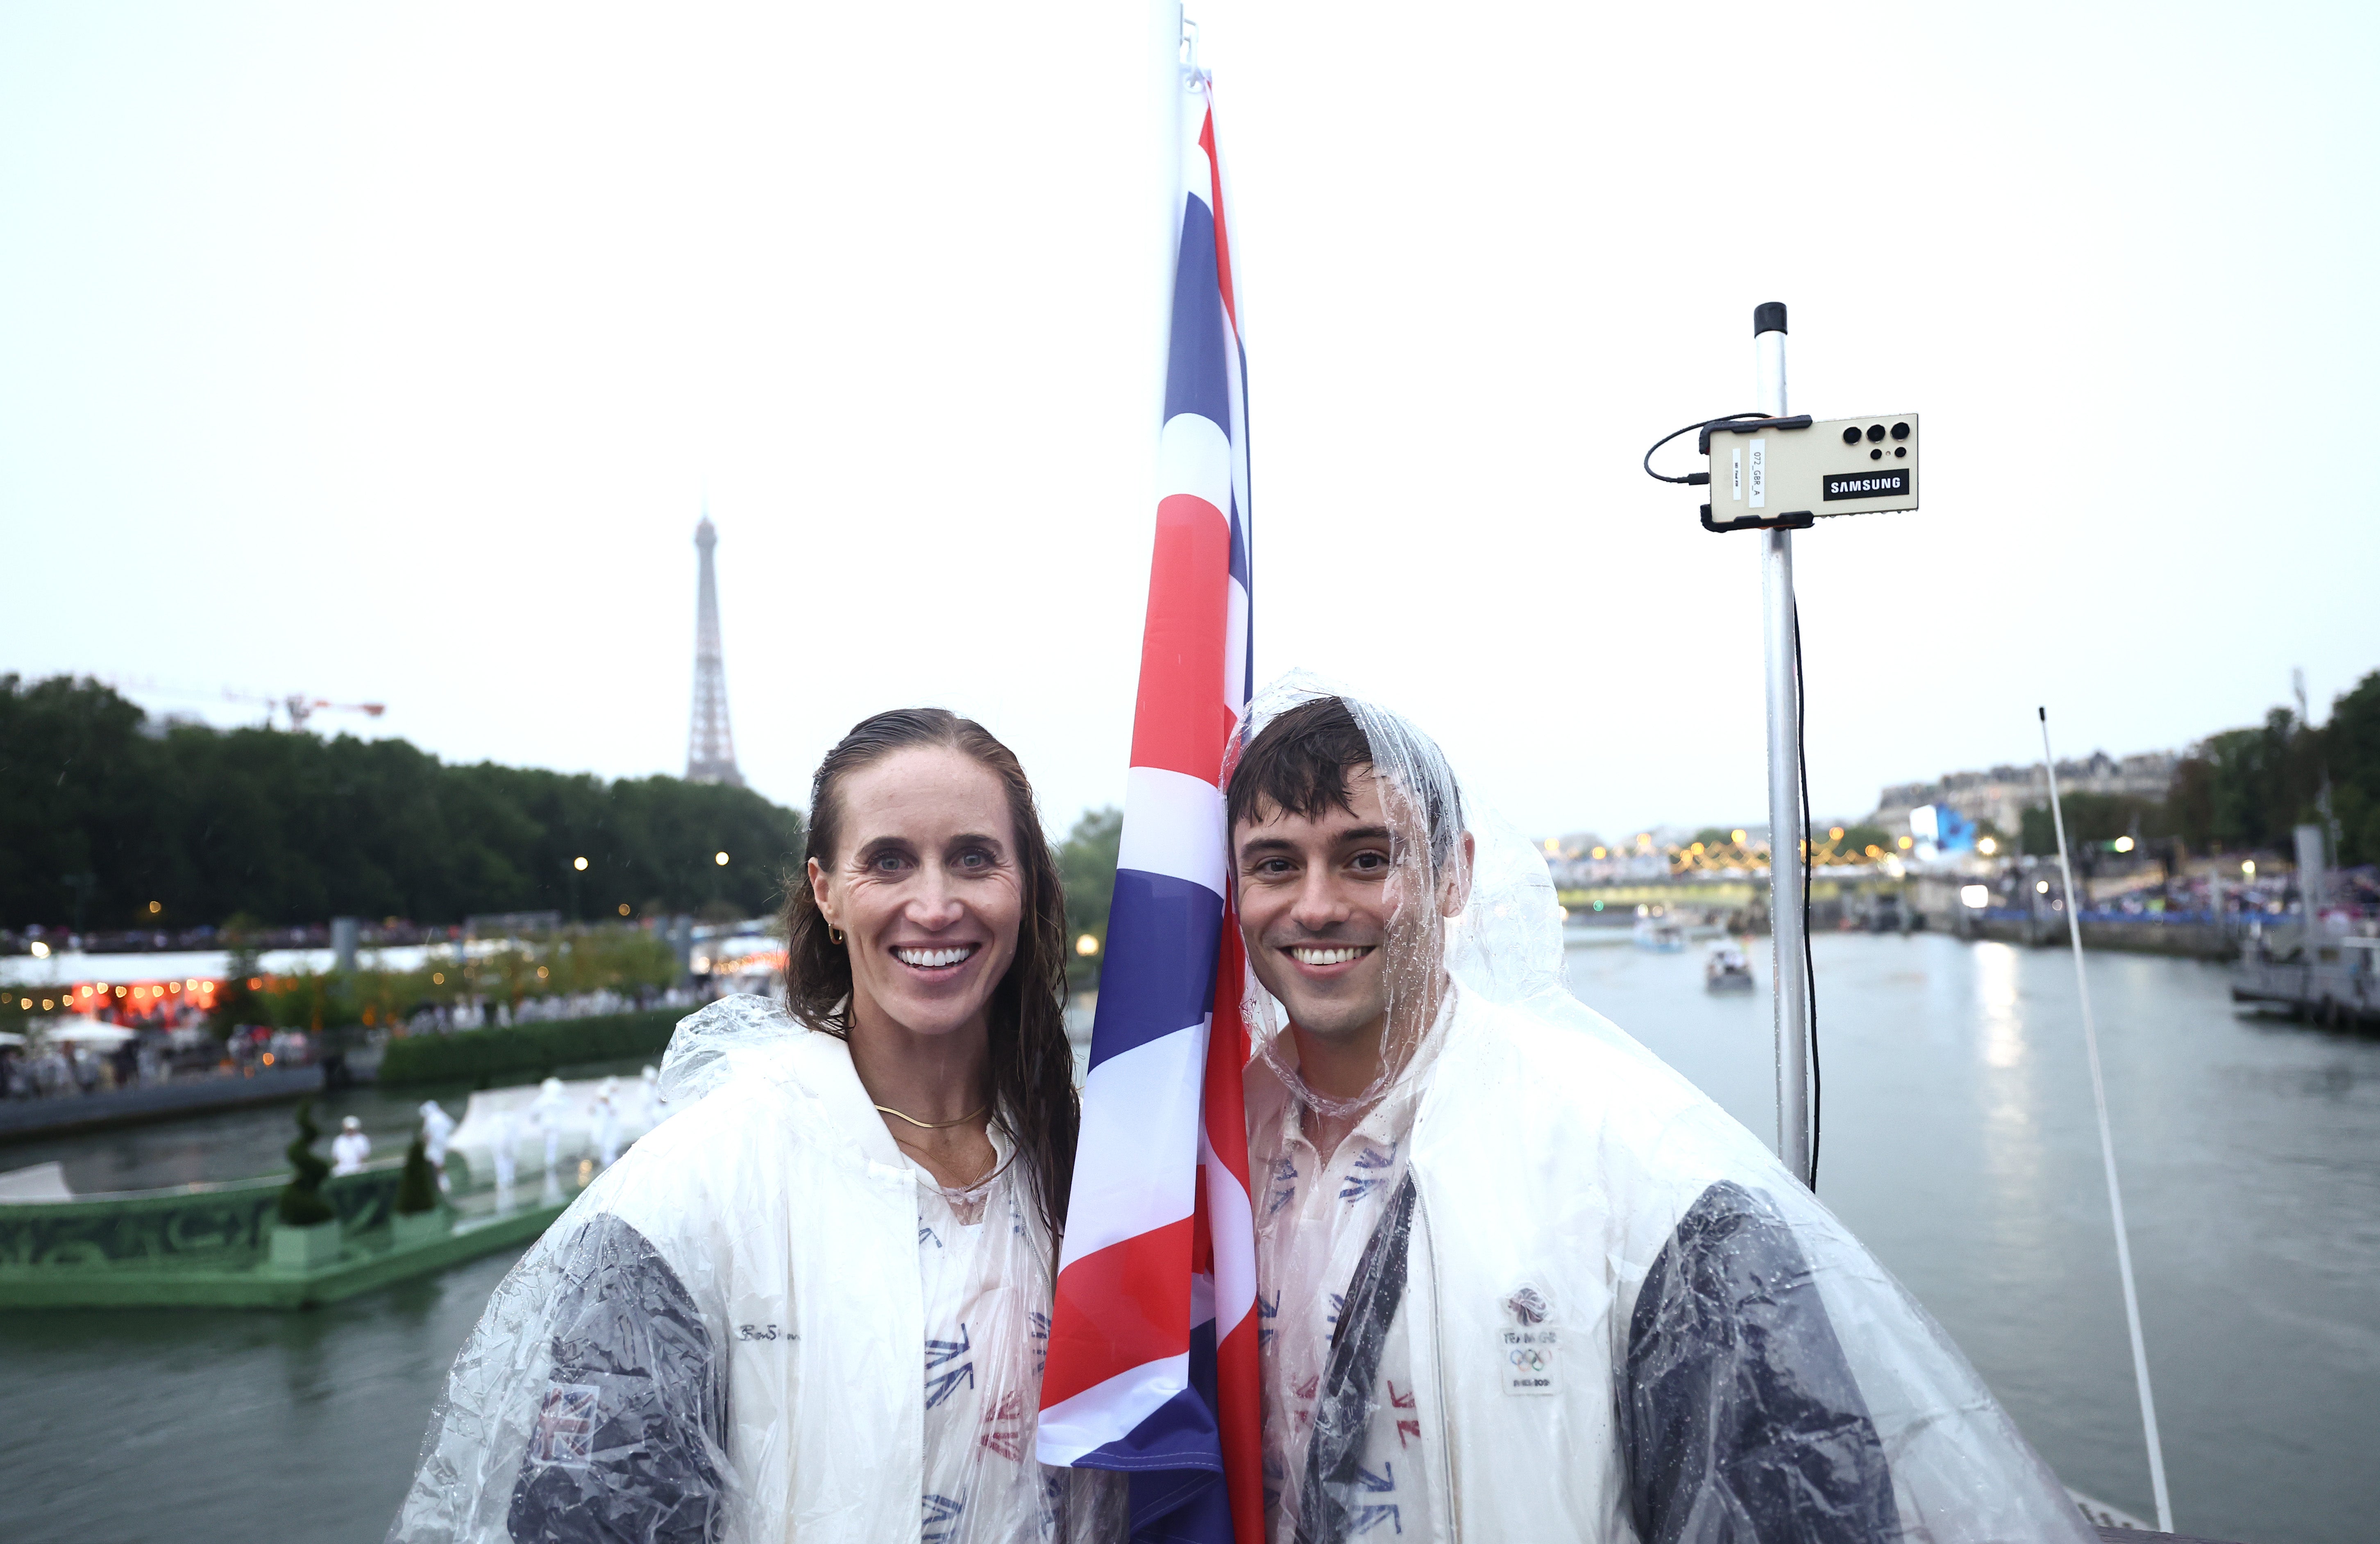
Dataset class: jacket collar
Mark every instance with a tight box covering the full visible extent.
[1244,975,1461,1145]
[777,1024,910,1171]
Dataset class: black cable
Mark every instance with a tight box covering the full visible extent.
[1791,598,1820,1188]
[1641,412,1765,485]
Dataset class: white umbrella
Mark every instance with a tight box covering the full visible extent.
[50,1022,138,1047]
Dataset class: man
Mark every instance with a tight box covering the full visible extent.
[331,1114,372,1176]
[1230,691,2091,1544]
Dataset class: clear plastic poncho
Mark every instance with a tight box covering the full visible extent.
[1239,675,2096,1544]
[388,994,1109,1544]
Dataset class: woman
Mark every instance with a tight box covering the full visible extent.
[389,709,1102,1544]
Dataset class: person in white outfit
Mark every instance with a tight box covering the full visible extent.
[530,1076,569,1174]
[418,1100,457,1193]
[330,1115,372,1177]
[592,1079,622,1168]
[491,1107,520,1191]
[390,707,1112,1543]
[1229,686,2097,1544]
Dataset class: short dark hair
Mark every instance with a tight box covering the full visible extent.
[1226,696,1463,868]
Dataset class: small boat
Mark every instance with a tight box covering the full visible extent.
[2230,934,2379,1027]
[1633,915,1686,952]
[1705,941,1756,993]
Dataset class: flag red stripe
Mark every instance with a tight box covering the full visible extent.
[1204,906,1263,1542]
[1129,492,1235,782]
[1198,108,1238,335]
[1041,1216,1196,1410]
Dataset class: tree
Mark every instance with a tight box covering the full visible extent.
[2018,793,2171,857]
[395,1135,440,1217]
[2321,670,2380,866]
[1060,807,1123,988]
[277,1099,336,1227]
[207,947,265,1041]
[0,675,804,929]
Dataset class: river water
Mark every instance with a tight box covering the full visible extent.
[2,935,2373,1543]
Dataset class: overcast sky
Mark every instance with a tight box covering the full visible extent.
[4,1,2373,843]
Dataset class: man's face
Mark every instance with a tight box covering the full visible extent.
[1232,768,1407,1044]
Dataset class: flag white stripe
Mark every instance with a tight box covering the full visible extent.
[1036,1352,1192,1465]
[1055,1021,1208,1272]
[1199,1121,1257,1338]
[1157,410,1234,517]
[1118,767,1229,898]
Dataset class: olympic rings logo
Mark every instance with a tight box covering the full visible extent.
[1507,1349,1547,1372]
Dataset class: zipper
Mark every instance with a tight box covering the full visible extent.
[1411,1180,1461,1541]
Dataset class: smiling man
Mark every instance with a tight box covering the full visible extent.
[1227,689,2095,1544]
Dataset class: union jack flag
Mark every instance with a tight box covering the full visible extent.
[1035,80,1261,1544]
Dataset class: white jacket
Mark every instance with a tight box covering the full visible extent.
[1250,982,2096,1544]
[388,996,1085,1544]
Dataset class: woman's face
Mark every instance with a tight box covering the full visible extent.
[810,745,1026,1041]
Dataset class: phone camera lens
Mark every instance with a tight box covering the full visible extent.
[1841,427,1862,445]
[1891,422,1910,441]
[1866,424,1885,442]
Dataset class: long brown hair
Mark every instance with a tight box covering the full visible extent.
[781,707,1078,1248]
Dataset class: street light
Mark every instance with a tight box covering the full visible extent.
[715,851,731,866]
[573,856,589,871]
[1075,934,1100,957]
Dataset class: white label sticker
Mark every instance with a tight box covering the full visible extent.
[1496,1328,1560,1396]
[1731,446,1742,502]
[1749,439,1767,509]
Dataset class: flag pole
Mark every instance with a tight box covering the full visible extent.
[1755,303,1813,1186]
[2039,707,2174,1532]
[1153,0,1187,431]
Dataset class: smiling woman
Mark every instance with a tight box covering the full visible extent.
[388,708,1108,1544]
[783,708,1077,1232]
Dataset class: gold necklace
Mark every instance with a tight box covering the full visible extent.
[873,1101,989,1131]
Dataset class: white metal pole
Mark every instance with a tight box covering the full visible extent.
[1756,303,1811,1184]
[1153,1,1187,431]
[2040,707,2174,1533]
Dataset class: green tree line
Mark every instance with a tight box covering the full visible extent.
[0,675,804,930]
[2016,669,2380,863]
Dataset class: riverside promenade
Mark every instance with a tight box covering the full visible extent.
[0,1065,336,1144]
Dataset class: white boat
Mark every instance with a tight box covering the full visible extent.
[1633,916,1686,952]
[1705,941,1756,993]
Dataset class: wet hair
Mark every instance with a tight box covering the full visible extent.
[1225,696,1464,868]
[781,708,1078,1246]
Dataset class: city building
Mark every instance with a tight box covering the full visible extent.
[1869,750,2177,842]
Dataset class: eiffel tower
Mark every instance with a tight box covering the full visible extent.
[685,513,744,787]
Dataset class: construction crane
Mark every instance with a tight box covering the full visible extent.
[220,690,388,732]
[97,674,389,734]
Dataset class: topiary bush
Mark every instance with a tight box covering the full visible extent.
[277,1098,336,1227]
[395,1134,440,1215]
